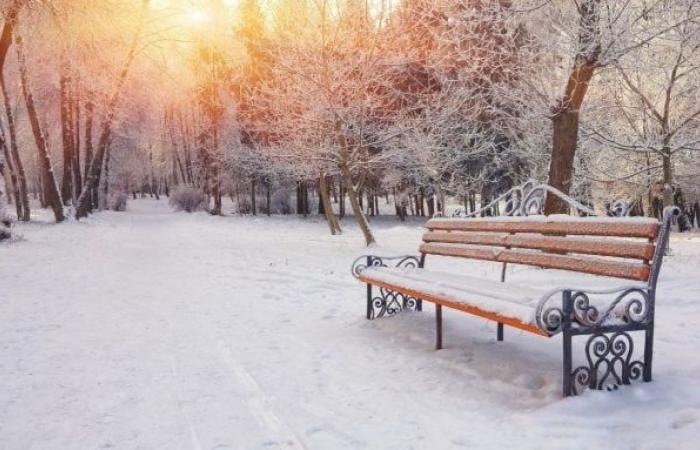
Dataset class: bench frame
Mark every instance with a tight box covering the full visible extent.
[351,182,680,396]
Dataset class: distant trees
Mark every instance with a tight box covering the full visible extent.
[76,0,152,218]
[587,0,700,210]
[0,0,698,238]
[533,0,700,214]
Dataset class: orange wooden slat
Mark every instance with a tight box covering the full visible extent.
[358,274,549,336]
[422,231,656,260]
[426,218,661,239]
[419,242,651,281]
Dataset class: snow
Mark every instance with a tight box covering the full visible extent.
[360,266,545,325]
[429,214,661,223]
[358,266,649,328]
[2,199,700,449]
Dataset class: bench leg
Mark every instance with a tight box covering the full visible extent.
[435,304,442,350]
[366,283,373,320]
[562,329,573,397]
[643,327,654,382]
[497,322,504,341]
[552,290,655,397]
[562,290,574,397]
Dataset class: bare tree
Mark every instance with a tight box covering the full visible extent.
[585,0,700,208]
[0,0,29,223]
[15,33,65,222]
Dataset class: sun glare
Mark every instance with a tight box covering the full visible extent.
[185,8,212,27]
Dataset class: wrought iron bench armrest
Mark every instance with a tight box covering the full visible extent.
[351,254,423,279]
[536,286,653,335]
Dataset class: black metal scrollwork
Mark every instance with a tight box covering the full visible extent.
[351,254,423,319]
[570,332,645,395]
[536,288,651,334]
[351,254,421,279]
[539,305,565,335]
[572,289,651,327]
[450,179,596,218]
[369,287,419,319]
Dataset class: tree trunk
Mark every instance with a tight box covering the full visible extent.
[0,10,29,221]
[661,146,674,207]
[420,189,426,216]
[319,173,341,235]
[296,181,304,215]
[426,194,435,217]
[545,110,579,214]
[35,156,46,208]
[16,35,64,222]
[83,97,94,184]
[544,0,600,215]
[645,152,654,217]
[339,182,345,219]
[251,177,256,215]
[101,142,111,209]
[149,148,159,200]
[0,0,25,69]
[1,123,22,217]
[438,188,445,216]
[336,120,375,246]
[210,165,222,215]
[71,81,82,202]
[59,58,74,205]
[298,181,309,216]
[318,180,324,215]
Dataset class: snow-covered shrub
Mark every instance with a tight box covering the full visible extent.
[237,197,252,214]
[271,188,292,215]
[0,196,12,241]
[169,186,207,212]
[109,191,129,212]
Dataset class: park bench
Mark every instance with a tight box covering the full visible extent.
[351,183,679,396]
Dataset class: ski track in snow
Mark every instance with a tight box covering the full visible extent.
[1,198,700,449]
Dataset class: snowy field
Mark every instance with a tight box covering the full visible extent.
[2,198,700,450]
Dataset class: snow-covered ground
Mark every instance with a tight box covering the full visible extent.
[2,199,699,449]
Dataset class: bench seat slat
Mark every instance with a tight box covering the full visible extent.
[358,267,549,336]
[422,231,656,260]
[427,218,660,239]
[419,242,651,281]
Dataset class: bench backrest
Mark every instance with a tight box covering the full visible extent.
[421,216,663,283]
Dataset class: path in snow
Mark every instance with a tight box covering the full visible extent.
[1,199,699,449]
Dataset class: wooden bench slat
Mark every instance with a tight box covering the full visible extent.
[358,274,549,336]
[422,231,656,260]
[426,218,661,239]
[419,242,651,281]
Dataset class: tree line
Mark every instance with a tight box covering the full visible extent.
[1,0,699,244]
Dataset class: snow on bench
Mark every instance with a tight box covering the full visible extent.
[358,266,649,337]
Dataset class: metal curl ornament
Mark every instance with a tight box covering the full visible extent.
[448,179,596,218]
[351,254,421,279]
[368,287,420,319]
[569,332,644,395]
[536,287,652,335]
